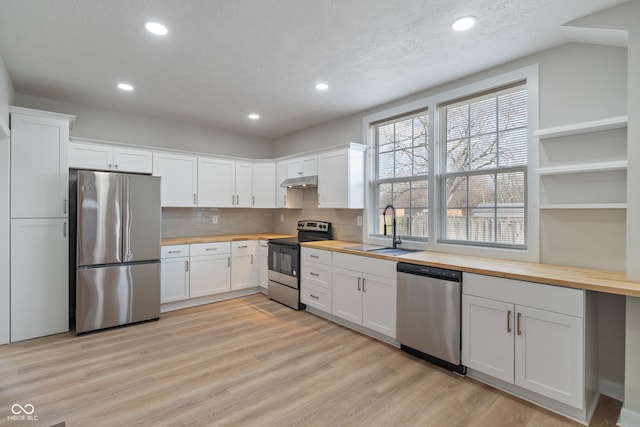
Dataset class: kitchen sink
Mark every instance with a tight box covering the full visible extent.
[344,245,421,257]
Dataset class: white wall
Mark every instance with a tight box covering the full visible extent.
[13,93,274,159]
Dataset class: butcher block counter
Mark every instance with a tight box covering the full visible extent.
[162,233,294,246]
[301,240,640,297]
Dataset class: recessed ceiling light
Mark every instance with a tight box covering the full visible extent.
[248,113,260,120]
[145,22,168,36]
[117,83,134,91]
[315,82,329,91]
[451,16,476,32]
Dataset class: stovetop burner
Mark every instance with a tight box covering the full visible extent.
[271,220,332,245]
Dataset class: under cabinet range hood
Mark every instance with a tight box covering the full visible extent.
[280,175,318,189]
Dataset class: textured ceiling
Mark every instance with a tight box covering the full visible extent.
[0,0,628,138]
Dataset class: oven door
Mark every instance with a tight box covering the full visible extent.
[268,242,299,289]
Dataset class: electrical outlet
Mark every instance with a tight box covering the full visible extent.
[280,214,285,223]
[211,215,218,224]
[357,216,363,226]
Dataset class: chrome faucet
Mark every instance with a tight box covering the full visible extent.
[383,205,402,248]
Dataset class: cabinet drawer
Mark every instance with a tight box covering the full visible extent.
[161,245,190,259]
[301,261,331,289]
[463,273,584,318]
[301,283,331,313]
[190,241,230,257]
[301,247,331,265]
[232,240,257,255]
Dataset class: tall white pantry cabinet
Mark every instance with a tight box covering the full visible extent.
[9,107,74,343]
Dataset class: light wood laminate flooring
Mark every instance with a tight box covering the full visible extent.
[0,294,621,426]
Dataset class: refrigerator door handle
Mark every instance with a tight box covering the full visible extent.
[123,175,133,262]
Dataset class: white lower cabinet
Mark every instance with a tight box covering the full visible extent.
[10,218,69,342]
[161,245,190,303]
[331,253,396,338]
[189,242,231,297]
[462,273,586,410]
[258,240,269,291]
[231,240,259,290]
[301,248,332,312]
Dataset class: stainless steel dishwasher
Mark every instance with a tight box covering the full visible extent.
[397,262,466,375]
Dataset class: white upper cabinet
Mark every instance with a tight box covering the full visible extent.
[10,110,73,218]
[318,144,366,209]
[287,155,317,179]
[198,157,235,207]
[153,152,198,207]
[251,162,276,208]
[234,161,252,208]
[69,140,153,174]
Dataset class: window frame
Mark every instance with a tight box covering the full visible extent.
[362,65,539,262]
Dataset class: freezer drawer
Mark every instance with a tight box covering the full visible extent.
[76,262,160,333]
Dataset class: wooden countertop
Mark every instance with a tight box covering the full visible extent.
[162,234,294,246]
[301,240,640,297]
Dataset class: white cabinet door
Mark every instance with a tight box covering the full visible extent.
[258,240,269,289]
[10,218,69,342]
[11,113,69,218]
[318,147,365,209]
[362,273,396,338]
[198,157,234,207]
[161,257,190,303]
[69,142,113,170]
[462,294,515,383]
[153,152,197,207]
[515,305,584,408]
[190,254,230,297]
[287,158,303,179]
[331,267,362,325]
[234,161,252,208]
[113,147,153,173]
[231,241,258,290]
[252,163,276,208]
[276,161,302,208]
[302,156,317,176]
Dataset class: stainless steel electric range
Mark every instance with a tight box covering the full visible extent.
[268,220,332,310]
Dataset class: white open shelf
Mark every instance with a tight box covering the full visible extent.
[536,160,627,176]
[539,203,627,210]
[534,115,627,139]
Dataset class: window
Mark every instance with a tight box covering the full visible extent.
[440,83,527,247]
[374,111,429,239]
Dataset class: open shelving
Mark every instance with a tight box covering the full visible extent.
[536,160,627,176]
[534,115,627,139]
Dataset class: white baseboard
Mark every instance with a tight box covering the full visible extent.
[600,378,624,401]
[618,407,640,427]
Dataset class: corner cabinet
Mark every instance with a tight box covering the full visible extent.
[153,152,198,207]
[462,273,597,422]
[318,144,366,209]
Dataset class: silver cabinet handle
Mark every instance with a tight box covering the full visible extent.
[63,199,67,214]
[108,164,112,168]
[357,277,361,291]
[507,310,512,333]
[232,195,235,205]
[362,278,366,292]
[205,248,217,251]
[238,245,248,249]
[228,257,230,267]
[193,194,197,205]
[310,294,319,300]
[63,222,67,236]
[310,272,319,277]
[310,254,319,259]
[236,195,239,205]
[168,250,182,254]
[114,164,119,169]
[517,312,522,336]
[252,196,255,206]
[185,261,189,272]
[251,254,254,264]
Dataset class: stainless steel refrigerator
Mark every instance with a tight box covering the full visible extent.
[71,170,161,333]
